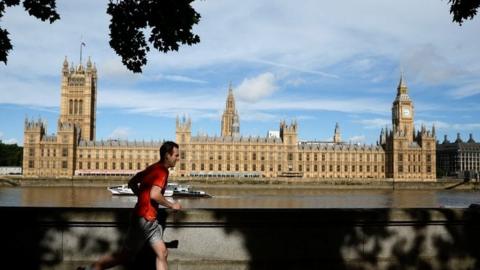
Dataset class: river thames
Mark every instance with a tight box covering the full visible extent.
[1,185,479,209]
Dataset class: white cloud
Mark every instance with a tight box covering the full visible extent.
[2,0,479,78]
[3,138,19,145]
[248,59,339,78]
[416,120,480,131]
[349,58,375,73]
[354,118,390,129]
[244,98,390,114]
[449,82,480,99]
[347,135,366,144]
[235,72,278,102]
[108,127,132,140]
[285,78,306,87]
[97,86,392,118]
[402,44,464,85]
[161,75,208,84]
[99,88,224,120]
[237,110,278,122]
[370,75,386,84]
[96,84,395,123]
[415,120,449,130]
[0,132,19,145]
[101,59,141,80]
[2,0,480,140]
[0,76,59,107]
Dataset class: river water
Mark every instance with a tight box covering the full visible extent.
[1,186,480,209]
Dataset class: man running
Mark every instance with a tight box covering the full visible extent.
[79,141,181,270]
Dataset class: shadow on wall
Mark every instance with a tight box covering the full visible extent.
[0,207,175,270]
[0,207,131,270]
[210,208,480,270]
[1,207,480,270]
[1,208,66,269]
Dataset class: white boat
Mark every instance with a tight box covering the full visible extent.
[108,183,209,198]
[108,184,174,197]
[168,183,211,198]
[107,184,135,195]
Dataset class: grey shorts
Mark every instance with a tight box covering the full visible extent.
[123,214,164,253]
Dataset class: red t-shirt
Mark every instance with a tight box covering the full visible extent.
[134,162,169,221]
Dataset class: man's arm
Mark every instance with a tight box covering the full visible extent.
[128,171,144,196]
[150,185,181,210]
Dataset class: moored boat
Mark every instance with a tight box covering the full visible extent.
[107,184,134,196]
[108,183,210,198]
[168,183,211,198]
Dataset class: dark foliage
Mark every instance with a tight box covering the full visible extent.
[0,0,478,72]
[0,28,12,63]
[449,0,480,25]
[0,0,19,63]
[0,0,59,63]
[0,0,200,72]
[0,140,23,166]
[106,0,200,72]
[23,0,60,23]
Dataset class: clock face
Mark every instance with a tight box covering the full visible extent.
[402,107,410,117]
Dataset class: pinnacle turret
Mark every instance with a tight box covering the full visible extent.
[333,122,341,143]
[397,72,409,96]
[221,83,240,137]
[87,56,92,69]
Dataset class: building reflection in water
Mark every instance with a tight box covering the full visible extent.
[0,186,476,209]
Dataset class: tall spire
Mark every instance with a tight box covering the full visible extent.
[221,83,240,137]
[87,56,92,69]
[63,56,69,73]
[397,71,408,95]
[63,56,68,67]
[226,82,235,111]
[333,122,341,143]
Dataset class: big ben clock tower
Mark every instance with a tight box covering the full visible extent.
[383,73,436,181]
[392,73,414,142]
[385,73,416,180]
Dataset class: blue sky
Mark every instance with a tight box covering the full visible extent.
[1,0,479,146]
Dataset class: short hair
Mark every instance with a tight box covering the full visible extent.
[160,141,179,161]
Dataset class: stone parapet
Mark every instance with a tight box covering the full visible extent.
[1,206,480,269]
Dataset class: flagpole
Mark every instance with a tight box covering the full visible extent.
[80,42,82,65]
[80,41,85,65]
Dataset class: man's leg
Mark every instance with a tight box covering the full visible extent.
[91,248,131,270]
[151,240,169,270]
[89,215,145,270]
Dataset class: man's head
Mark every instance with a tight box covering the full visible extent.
[160,141,180,168]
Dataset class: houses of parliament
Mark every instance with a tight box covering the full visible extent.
[22,57,436,181]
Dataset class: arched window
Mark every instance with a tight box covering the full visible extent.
[74,100,78,114]
[69,99,73,114]
[79,100,83,114]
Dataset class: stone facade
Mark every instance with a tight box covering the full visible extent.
[59,56,97,141]
[175,74,436,180]
[437,133,480,179]
[22,58,436,180]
